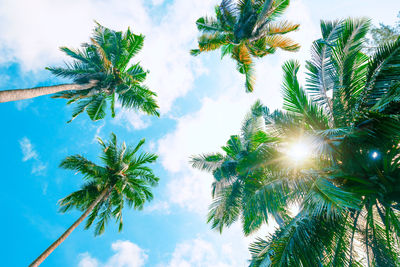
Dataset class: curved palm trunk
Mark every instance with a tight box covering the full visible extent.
[0,81,96,103]
[29,186,112,267]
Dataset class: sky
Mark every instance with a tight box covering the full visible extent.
[0,0,399,266]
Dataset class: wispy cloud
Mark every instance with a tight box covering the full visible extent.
[15,99,33,111]
[92,122,105,143]
[19,137,38,161]
[31,162,48,176]
[24,212,64,240]
[144,200,171,215]
[19,137,47,176]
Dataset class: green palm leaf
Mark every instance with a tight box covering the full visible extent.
[195,16,400,266]
[192,0,299,92]
[48,23,159,122]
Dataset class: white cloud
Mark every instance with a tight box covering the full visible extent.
[157,82,252,212]
[79,236,247,267]
[113,110,151,131]
[148,141,156,151]
[165,170,211,214]
[19,137,47,175]
[151,0,165,6]
[31,162,48,176]
[19,137,38,161]
[157,65,285,213]
[144,200,171,214]
[111,100,152,130]
[0,73,10,86]
[92,122,105,143]
[154,0,319,216]
[137,0,216,113]
[154,74,281,264]
[79,240,148,267]
[41,182,48,195]
[78,253,99,267]
[159,224,273,267]
[153,2,317,263]
[160,237,235,267]
[106,241,148,267]
[15,99,33,110]
[0,0,151,69]
[80,228,274,267]
[0,0,218,115]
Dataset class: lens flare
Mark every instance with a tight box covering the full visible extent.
[286,141,310,163]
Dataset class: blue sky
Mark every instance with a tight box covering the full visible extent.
[0,0,399,266]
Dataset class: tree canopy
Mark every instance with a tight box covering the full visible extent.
[49,23,159,122]
[194,17,400,266]
[59,133,159,235]
[191,0,300,92]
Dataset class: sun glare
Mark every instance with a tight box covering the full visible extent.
[287,141,311,163]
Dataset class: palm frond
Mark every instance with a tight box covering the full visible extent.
[45,23,158,122]
[263,0,290,21]
[208,180,242,233]
[191,153,225,172]
[306,20,343,115]
[59,155,106,179]
[250,213,331,266]
[302,177,360,220]
[265,20,300,35]
[362,37,400,108]
[118,31,144,70]
[332,18,370,118]
[197,33,229,53]
[196,16,225,33]
[265,35,300,51]
[117,85,159,116]
[192,0,298,92]
[58,133,159,236]
[86,94,107,121]
[282,60,329,129]
[218,0,237,28]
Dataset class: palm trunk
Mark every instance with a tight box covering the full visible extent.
[29,186,112,267]
[0,81,97,103]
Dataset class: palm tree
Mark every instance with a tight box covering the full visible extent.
[0,23,159,122]
[248,18,400,266]
[367,11,399,53]
[29,133,159,266]
[191,0,300,92]
[191,101,291,235]
[194,17,400,266]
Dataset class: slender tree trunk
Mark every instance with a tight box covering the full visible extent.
[29,186,112,267]
[0,80,97,103]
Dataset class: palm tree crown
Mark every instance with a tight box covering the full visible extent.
[49,23,159,122]
[59,133,159,235]
[192,101,285,236]
[194,17,400,266]
[191,0,300,92]
[29,134,159,266]
[250,18,400,266]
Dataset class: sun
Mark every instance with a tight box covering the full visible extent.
[286,140,311,164]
